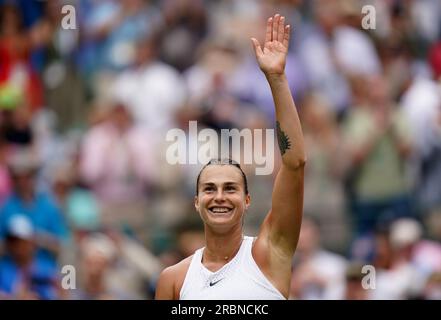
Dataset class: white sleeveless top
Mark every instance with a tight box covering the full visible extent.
[179,236,286,300]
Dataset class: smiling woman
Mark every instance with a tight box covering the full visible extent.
[195,162,250,234]
[155,13,306,300]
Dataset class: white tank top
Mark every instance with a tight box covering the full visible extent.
[179,236,286,300]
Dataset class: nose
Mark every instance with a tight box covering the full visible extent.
[214,189,226,202]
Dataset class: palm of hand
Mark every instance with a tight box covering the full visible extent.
[251,14,290,76]
[259,41,288,75]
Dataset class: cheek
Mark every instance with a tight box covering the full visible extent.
[196,195,210,208]
[232,195,247,207]
[200,194,210,202]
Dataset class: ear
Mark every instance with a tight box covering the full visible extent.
[194,195,200,212]
[245,194,251,211]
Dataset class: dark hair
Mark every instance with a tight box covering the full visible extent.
[196,158,249,195]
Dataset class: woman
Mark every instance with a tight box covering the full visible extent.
[155,14,305,300]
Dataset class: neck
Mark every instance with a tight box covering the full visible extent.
[203,227,244,265]
[85,274,104,295]
[17,191,34,203]
[16,256,33,269]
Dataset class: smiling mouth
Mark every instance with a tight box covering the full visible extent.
[208,207,233,214]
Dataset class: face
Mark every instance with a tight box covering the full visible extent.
[368,76,390,107]
[195,165,250,230]
[13,172,35,196]
[82,250,109,278]
[135,40,155,65]
[7,237,34,265]
[111,105,132,130]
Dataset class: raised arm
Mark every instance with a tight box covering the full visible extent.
[252,15,305,258]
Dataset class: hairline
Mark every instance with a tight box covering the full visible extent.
[196,162,249,195]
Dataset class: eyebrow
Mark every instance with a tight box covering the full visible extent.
[201,182,240,187]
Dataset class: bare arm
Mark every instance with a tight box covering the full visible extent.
[155,257,192,300]
[251,15,305,257]
[155,266,176,300]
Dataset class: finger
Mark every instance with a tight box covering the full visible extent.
[272,14,280,44]
[283,25,291,49]
[251,37,263,58]
[278,16,285,43]
[265,17,273,44]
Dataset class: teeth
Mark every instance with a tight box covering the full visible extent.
[210,207,231,213]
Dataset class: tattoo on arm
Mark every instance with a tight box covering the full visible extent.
[276,121,291,156]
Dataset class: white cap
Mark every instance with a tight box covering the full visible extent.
[8,148,40,175]
[390,218,423,249]
[81,233,117,261]
[7,215,34,240]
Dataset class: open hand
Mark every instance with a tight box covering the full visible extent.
[251,14,290,77]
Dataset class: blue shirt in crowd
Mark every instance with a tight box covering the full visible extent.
[0,254,59,300]
[0,193,69,265]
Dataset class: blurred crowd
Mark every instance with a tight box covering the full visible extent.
[0,0,440,300]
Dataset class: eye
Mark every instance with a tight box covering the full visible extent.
[225,186,236,192]
[204,186,214,193]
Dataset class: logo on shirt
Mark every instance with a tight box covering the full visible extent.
[209,278,224,287]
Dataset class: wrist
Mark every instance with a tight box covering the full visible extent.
[265,72,287,82]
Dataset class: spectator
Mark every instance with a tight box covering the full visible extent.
[0,214,60,299]
[112,37,187,132]
[342,263,369,300]
[301,93,348,252]
[401,56,441,237]
[70,232,127,300]
[80,102,156,245]
[333,0,382,77]
[371,218,433,299]
[298,0,351,115]
[158,0,208,72]
[0,3,43,112]
[83,0,162,73]
[343,75,414,250]
[32,0,86,134]
[70,231,162,299]
[0,148,68,266]
[0,94,33,147]
[290,217,347,300]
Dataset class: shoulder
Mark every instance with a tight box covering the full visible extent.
[36,193,59,212]
[0,195,17,211]
[0,255,12,268]
[0,198,17,226]
[155,255,193,300]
